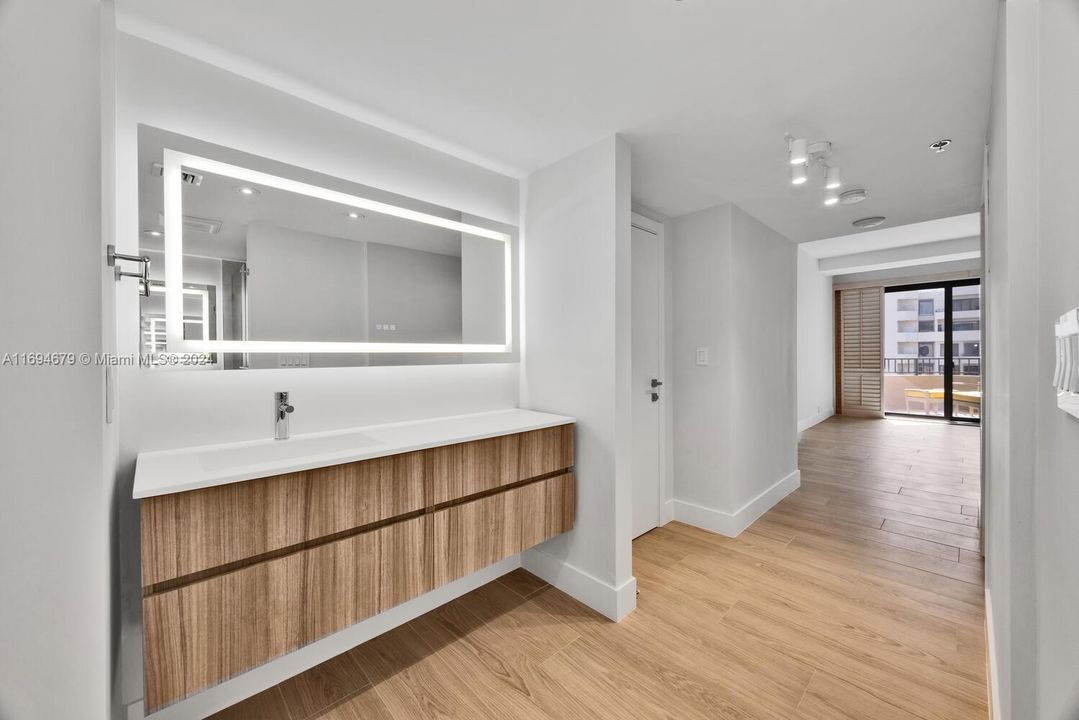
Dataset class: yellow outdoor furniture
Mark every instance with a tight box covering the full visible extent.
[904,388,981,416]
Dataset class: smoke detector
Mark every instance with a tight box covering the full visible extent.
[852,216,886,229]
[839,189,868,205]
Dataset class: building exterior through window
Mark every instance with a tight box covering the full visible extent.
[883,283,981,419]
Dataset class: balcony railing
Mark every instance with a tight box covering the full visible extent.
[884,357,981,375]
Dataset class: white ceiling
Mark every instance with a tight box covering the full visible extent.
[116,0,998,243]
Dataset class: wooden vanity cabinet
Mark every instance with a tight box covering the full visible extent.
[139,451,426,590]
[140,424,574,712]
[429,472,575,586]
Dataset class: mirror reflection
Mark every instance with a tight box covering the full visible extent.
[137,129,511,369]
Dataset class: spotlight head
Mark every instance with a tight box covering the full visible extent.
[789,137,808,166]
[825,166,842,190]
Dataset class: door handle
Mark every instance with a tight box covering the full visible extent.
[651,379,663,388]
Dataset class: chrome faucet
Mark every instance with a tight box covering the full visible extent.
[274,391,295,440]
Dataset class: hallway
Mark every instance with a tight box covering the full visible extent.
[212,416,987,720]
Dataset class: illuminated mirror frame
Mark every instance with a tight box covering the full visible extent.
[162,150,513,355]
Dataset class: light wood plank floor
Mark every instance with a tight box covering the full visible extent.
[211,415,986,720]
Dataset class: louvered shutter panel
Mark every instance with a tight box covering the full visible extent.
[840,287,883,416]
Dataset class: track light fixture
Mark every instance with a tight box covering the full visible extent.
[784,134,852,207]
[825,165,842,190]
[791,163,808,185]
[788,137,808,166]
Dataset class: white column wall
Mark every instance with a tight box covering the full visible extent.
[0,1,110,718]
[796,247,835,431]
[520,136,636,620]
[671,203,799,536]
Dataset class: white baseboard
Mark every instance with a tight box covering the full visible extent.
[798,407,835,433]
[985,587,1002,720]
[521,547,637,621]
[661,498,675,525]
[673,469,801,537]
[143,555,522,720]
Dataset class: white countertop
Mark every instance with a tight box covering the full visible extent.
[133,409,575,499]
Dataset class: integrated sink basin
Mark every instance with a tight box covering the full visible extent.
[197,430,381,472]
[133,408,577,499]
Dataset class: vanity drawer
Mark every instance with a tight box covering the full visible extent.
[517,424,575,482]
[429,472,576,587]
[143,515,428,711]
[425,424,574,506]
[140,451,425,588]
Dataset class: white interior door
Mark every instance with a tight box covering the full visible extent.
[631,221,662,539]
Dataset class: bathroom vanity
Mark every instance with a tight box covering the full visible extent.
[126,126,553,713]
[134,409,575,712]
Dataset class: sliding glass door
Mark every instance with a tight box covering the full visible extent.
[949,283,982,419]
[883,279,981,422]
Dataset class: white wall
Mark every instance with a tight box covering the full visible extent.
[461,234,507,344]
[367,241,462,344]
[0,1,110,719]
[246,224,369,343]
[365,241,465,367]
[985,0,1079,717]
[520,136,636,621]
[243,224,371,370]
[1032,2,1079,714]
[672,206,733,512]
[729,207,799,510]
[112,33,522,717]
[985,2,1038,718]
[796,248,834,432]
[671,203,800,536]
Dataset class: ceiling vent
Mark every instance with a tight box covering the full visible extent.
[852,216,886,229]
[151,162,203,186]
[839,189,868,205]
[156,212,223,234]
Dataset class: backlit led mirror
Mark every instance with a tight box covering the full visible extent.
[136,127,515,369]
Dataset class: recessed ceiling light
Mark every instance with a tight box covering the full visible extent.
[143,230,162,237]
[235,186,261,196]
[853,216,886,229]
[839,188,868,205]
[345,211,365,220]
[929,139,952,153]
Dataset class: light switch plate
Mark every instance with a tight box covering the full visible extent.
[695,347,709,366]
[1054,308,1079,420]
